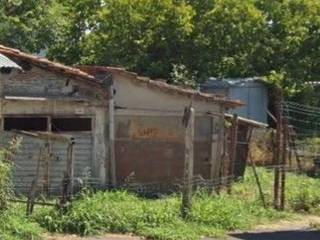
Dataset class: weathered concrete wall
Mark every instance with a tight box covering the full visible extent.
[0,67,108,193]
[4,66,106,101]
[2,100,106,192]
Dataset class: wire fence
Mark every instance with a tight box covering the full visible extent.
[7,100,320,215]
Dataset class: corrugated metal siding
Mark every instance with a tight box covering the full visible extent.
[201,79,268,123]
[0,53,21,69]
[115,114,216,183]
[0,131,93,194]
[229,84,268,123]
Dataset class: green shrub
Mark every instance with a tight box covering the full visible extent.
[286,174,320,213]
[0,151,12,212]
[0,139,42,240]
[0,137,22,212]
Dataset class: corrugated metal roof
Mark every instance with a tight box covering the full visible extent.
[201,77,267,89]
[225,113,268,128]
[0,53,21,70]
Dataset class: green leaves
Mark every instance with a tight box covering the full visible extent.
[1,0,320,97]
[78,0,195,79]
[0,0,61,53]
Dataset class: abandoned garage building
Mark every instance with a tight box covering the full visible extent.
[79,66,242,186]
[0,45,109,193]
[0,45,243,194]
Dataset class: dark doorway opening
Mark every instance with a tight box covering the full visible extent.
[52,118,92,132]
[4,117,48,131]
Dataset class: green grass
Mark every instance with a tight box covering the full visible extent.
[233,167,320,213]
[0,204,42,240]
[3,167,320,240]
[32,171,293,240]
[34,190,281,239]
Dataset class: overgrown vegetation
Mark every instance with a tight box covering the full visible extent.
[33,190,288,240]
[233,168,320,214]
[0,151,12,212]
[0,206,42,240]
[1,167,320,240]
[0,142,42,240]
[33,168,313,240]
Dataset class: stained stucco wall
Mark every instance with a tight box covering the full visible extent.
[113,73,221,113]
[112,73,225,183]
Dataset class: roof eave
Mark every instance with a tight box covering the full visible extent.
[78,66,243,108]
[0,46,103,88]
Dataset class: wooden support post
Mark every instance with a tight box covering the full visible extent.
[249,149,267,208]
[0,73,4,131]
[220,124,229,191]
[212,111,224,194]
[66,140,75,195]
[27,147,43,216]
[43,140,51,196]
[288,127,293,168]
[274,97,283,210]
[280,122,287,210]
[181,105,195,218]
[109,84,116,187]
[227,114,238,194]
[209,117,216,180]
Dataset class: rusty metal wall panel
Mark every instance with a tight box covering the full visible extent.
[116,140,184,183]
[115,115,213,183]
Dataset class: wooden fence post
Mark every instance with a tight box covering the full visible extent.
[274,95,283,210]
[181,105,195,218]
[280,121,287,210]
[27,147,43,216]
[66,140,75,195]
[0,73,4,131]
[248,146,267,208]
[109,84,116,187]
[43,140,52,196]
[227,114,238,194]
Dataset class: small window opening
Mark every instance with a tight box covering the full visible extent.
[4,117,48,131]
[0,68,12,74]
[65,78,70,86]
[52,118,92,132]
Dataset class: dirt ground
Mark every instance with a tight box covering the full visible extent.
[45,215,320,240]
[228,215,320,240]
[46,233,142,240]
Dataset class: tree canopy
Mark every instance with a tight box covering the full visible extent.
[1,0,320,97]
